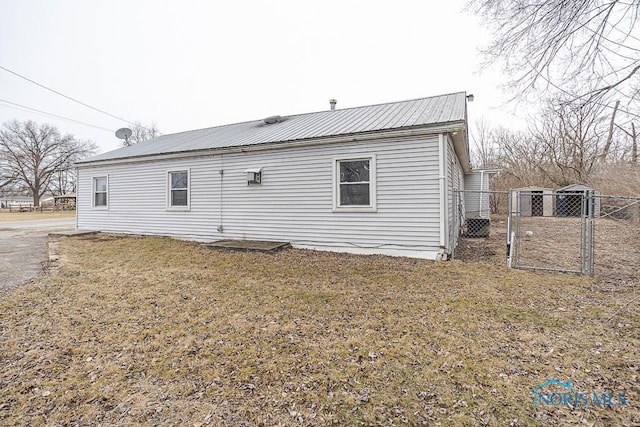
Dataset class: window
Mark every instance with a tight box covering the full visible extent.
[93,176,108,208]
[334,156,376,211]
[168,170,189,209]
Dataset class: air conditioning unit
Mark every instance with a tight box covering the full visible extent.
[244,168,262,185]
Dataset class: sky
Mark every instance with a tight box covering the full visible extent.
[0,0,524,154]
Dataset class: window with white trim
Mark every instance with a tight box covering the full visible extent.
[168,170,189,209]
[334,156,376,211]
[93,176,108,207]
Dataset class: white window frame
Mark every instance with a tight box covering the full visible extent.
[92,175,108,209]
[167,169,190,211]
[333,155,377,212]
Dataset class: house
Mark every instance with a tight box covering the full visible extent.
[0,195,33,210]
[75,92,473,259]
[511,186,554,217]
[555,183,600,217]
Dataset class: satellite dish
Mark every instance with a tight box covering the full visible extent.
[115,127,133,141]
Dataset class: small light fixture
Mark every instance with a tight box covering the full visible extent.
[466,94,475,102]
[245,168,262,185]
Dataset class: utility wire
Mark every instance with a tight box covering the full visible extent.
[0,98,114,132]
[0,64,143,129]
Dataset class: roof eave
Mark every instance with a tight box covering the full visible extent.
[75,121,467,168]
[449,128,472,173]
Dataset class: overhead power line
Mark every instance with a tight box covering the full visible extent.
[0,98,113,132]
[0,64,144,129]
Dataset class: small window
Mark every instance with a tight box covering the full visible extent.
[168,170,189,209]
[93,176,108,208]
[334,156,376,211]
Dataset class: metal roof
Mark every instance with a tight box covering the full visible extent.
[556,183,594,192]
[81,92,467,164]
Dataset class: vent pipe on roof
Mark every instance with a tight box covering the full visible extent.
[263,115,281,124]
[329,99,337,111]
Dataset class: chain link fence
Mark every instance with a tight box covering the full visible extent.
[450,190,510,262]
[593,195,640,289]
[511,191,594,275]
[451,189,640,290]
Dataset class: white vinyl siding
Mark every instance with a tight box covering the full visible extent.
[446,135,465,253]
[77,135,444,258]
[464,172,490,218]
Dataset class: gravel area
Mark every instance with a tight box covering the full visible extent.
[0,218,75,297]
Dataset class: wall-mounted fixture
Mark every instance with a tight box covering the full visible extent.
[245,168,262,185]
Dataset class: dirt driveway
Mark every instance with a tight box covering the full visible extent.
[0,217,75,296]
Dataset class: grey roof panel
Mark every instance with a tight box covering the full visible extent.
[82,92,467,163]
[557,183,594,192]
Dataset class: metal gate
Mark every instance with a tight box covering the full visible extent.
[508,190,595,275]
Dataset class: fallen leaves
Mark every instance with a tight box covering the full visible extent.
[0,234,637,425]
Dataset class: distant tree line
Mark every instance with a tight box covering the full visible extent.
[471,96,639,198]
[467,0,640,200]
[0,119,160,206]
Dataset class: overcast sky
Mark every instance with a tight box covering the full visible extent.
[1,0,523,154]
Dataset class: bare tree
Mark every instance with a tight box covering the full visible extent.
[49,168,78,196]
[633,123,638,163]
[468,0,640,104]
[0,120,96,206]
[0,165,17,190]
[616,121,639,163]
[471,117,498,168]
[529,98,611,185]
[122,121,161,147]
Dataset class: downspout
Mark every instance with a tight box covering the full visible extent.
[438,133,448,260]
[217,153,224,233]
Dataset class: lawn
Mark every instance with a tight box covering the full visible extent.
[0,235,638,425]
[0,210,75,222]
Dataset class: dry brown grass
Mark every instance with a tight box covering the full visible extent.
[0,235,638,426]
[0,210,75,222]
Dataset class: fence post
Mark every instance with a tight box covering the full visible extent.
[581,192,587,274]
[587,191,595,276]
[514,191,521,268]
